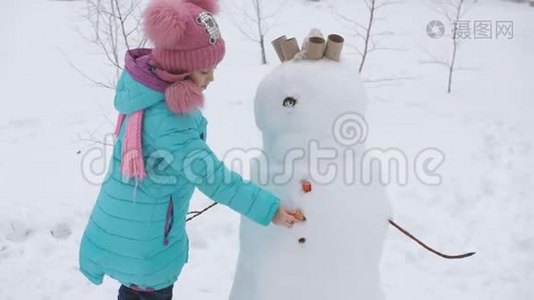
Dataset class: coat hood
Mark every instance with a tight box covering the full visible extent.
[114,49,170,114]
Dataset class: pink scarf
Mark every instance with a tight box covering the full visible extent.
[114,67,204,182]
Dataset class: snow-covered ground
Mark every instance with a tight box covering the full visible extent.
[1,0,533,299]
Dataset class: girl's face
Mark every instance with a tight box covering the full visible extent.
[190,68,215,91]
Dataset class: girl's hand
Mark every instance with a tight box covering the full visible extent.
[272,205,304,228]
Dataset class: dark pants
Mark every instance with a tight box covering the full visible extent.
[118,285,173,300]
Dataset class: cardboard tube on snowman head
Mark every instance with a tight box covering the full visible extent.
[305,36,327,60]
[272,35,288,62]
[281,38,300,61]
[324,34,344,61]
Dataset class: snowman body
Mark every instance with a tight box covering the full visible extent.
[229,60,391,300]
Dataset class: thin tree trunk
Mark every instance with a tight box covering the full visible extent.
[112,0,131,50]
[253,0,267,64]
[359,0,376,73]
[260,35,267,64]
[447,0,464,93]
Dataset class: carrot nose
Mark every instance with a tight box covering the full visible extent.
[302,181,312,193]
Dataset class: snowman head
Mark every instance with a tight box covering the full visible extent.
[254,59,368,140]
[255,29,368,141]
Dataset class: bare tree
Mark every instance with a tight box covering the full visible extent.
[228,0,284,64]
[423,0,467,93]
[74,0,146,172]
[78,0,146,88]
[336,0,401,74]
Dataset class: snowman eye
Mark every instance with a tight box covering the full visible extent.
[282,97,297,108]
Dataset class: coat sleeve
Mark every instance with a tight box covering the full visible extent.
[154,115,280,226]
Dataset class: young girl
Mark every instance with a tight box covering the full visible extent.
[79,0,301,299]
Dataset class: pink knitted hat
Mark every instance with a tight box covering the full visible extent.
[144,0,226,73]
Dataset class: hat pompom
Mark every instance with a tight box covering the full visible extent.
[144,0,189,49]
[186,0,219,14]
[165,80,204,114]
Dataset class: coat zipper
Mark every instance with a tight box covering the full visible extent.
[163,196,174,246]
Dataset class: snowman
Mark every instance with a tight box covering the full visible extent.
[229,30,392,300]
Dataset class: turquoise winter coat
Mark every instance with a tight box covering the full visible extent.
[79,55,280,290]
